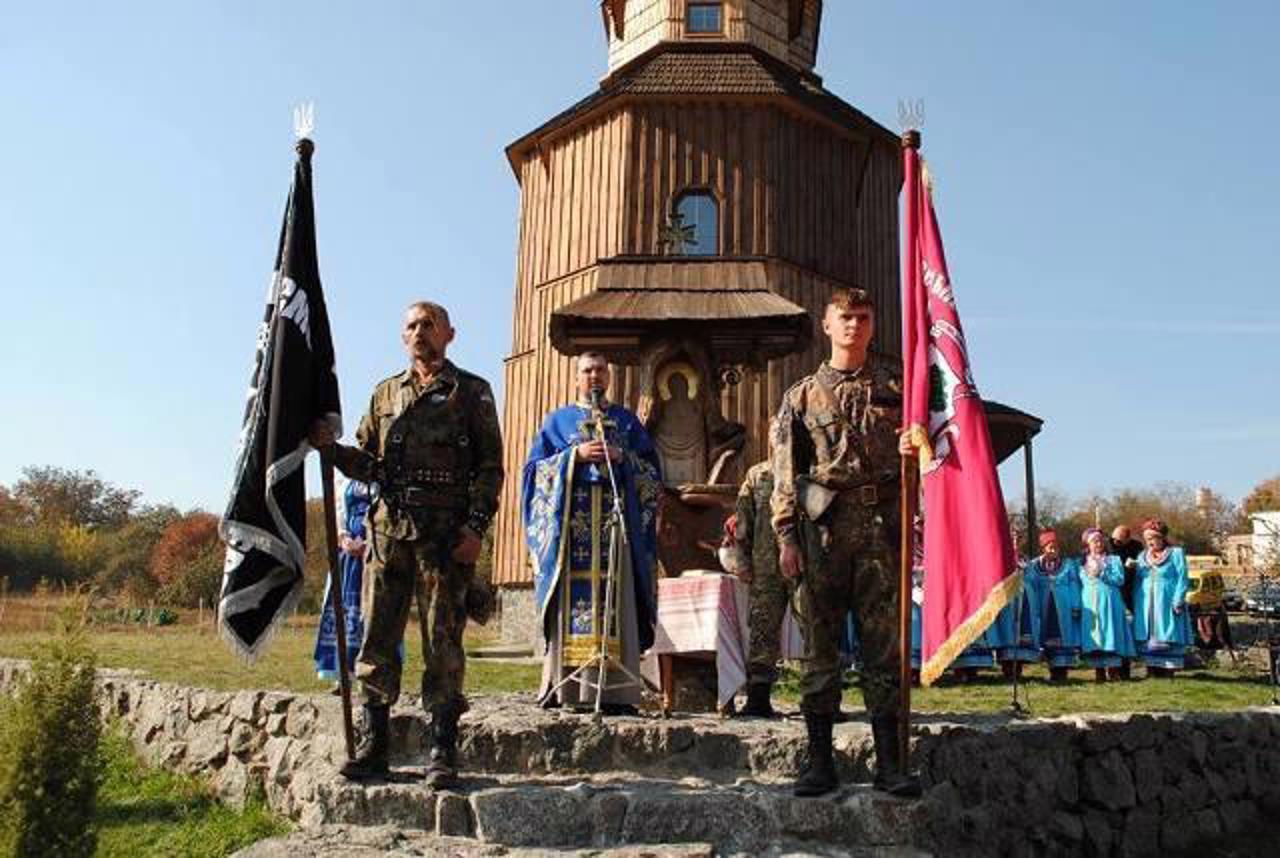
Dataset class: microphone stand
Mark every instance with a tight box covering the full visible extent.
[544,391,652,721]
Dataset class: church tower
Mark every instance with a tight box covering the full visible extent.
[491,0,902,625]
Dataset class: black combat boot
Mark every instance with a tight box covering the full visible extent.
[739,683,777,718]
[793,712,839,797]
[340,703,390,781]
[424,703,461,790]
[870,714,922,799]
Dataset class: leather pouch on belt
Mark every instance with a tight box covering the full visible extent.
[797,476,838,523]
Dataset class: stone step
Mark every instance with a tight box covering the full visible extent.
[275,767,930,856]
[368,694,881,782]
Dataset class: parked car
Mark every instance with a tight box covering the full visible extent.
[1244,583,1280,618]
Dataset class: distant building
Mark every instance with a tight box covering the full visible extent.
[1252,511,1280,573]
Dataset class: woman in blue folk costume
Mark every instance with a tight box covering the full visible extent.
[1132,518,1191,677]
[1027,530,1082,682]
[909,568,923,685]
[314,480,385,687]
[994,529,1043,679]
[1078,528,1136,682]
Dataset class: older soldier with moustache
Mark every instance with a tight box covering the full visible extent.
[310,300,503,788]
[771,286,921,799]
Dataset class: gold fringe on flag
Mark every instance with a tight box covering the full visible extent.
[919,568,1024,688]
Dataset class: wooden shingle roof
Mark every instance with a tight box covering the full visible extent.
[507,42,896,174]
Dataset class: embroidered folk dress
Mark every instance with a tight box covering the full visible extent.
[1133,546,1192,670]
[992,557,1040,664]
[313,480,372,680]
[1027,555,1083,669]
[1078,554,1136,669]
[522,400,662,707]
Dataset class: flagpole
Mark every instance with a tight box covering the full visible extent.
[320,449,357,761]
[297,130,355,763]
[898,127,923,774]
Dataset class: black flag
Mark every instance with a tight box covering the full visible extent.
[219,138,341,658]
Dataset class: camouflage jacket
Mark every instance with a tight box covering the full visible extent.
[733,461,779,577]
[335,360,503,542]
[769,356,903,542]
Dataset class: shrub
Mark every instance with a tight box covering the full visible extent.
[0,603,102,857]
[149,513,219,589]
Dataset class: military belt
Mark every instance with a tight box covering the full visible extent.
[393,484,469,509]
[839,477,899,508]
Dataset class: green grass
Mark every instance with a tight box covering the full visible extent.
[0,613,540,697]
[94,730,286,858]
[773,656,1279,717]
[2,596,1275,716]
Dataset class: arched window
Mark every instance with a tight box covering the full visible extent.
[674,191,719,256]
[686,2,724,35]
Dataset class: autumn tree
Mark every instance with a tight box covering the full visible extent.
[11,467,140,530]
[148,512,222,608]
[1243,475,1280,516]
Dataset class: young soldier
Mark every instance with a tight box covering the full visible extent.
[310,301,503,787]
[771,287,921,798]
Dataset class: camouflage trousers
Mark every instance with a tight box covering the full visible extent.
[357,531,473,716]
[747,566,790,687]
[793,493,901,718]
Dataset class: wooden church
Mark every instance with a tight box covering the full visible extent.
[491,0,906,622]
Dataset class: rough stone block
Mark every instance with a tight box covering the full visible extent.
[215,757,252,810]
[229,722,256,758]
[1081,810,1113,858]
[693,731,747,774]
[1121,714,1158,751]
[1081,751,1136,811]
[590,791,629,845]
[265,713,287,737]
[772,792,859,842]
[263,737,295,785]
[260,692,293,716]
[187,731,229,770]
[1049,810,1083,843]
[1119,807,1160,858]
[1159,811,1197,853]
[436,791,472,837]
[568,721,614,771]
[229,690,262,723]
[470,786,590,847]
[1217,799,1257,835]
[285,701,319,738]
[622,790,775,854]
[362,784,435,830]
[1131,748,1162,806]
[1191,807,1221,841]
[1081,721,1125,754]
[843,788,922,847]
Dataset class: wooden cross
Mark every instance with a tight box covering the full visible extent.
[658,211,697,256]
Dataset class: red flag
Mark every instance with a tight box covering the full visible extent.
[901,142,1020,687]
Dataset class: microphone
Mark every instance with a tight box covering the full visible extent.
[589,386,605,411]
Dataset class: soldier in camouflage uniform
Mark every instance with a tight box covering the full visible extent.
[771,287,921,798]
[311,301,503,787]
[721,460,788,718]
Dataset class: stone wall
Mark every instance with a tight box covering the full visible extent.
[911,711,1280,857]
[2,657,1277,857]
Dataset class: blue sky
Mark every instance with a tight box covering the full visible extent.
[2,2,1276,513]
